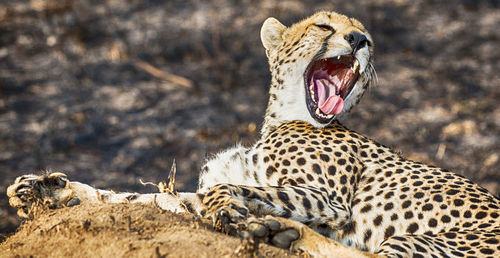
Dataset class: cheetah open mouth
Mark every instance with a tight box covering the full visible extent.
[304,54,360,123]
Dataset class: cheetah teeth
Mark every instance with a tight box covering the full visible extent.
[316,108,334,119]
[351,59,359,73]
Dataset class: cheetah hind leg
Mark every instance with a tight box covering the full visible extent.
[243,216,380,258]
[7,173,81,218]
[7,172,204,219]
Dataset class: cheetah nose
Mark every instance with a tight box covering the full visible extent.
[344,31,368,53]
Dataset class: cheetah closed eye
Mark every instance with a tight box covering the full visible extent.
[7,11,500,258]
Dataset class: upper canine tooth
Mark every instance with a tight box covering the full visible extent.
[352,59,359,72]
[337,56,341,60]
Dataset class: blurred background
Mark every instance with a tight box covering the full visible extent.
[0,0,499,238]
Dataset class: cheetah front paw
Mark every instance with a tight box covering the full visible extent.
[211,201,249,235]
[7,172,80,218]
[241,216,301,250]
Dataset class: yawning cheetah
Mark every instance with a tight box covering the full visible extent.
[8,11,500,257]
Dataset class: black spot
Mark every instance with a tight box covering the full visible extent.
[278,192,290,202]
[252,154,258,164]
[450,251,464,257]
[390,244,406,252]
[485,238,499,244]
[422,204,433,211]
[406,223,419,234]
[384,192,394,199]
[302,198,312,209]
[414,243,427,253]
[293,188,306,195]
[441,215,451,223]
[327,166,336,176]
[282,208,292,218]
[297,158,306,166]
[312,164,322,174]
[384,226,395,238]
[363,229,372,243]
[266,166,277,178]
[241,188,250,196]
[463,210,472,218]
[463,222,472,227]
[361,204,372,213]
[384,203,394,211]
[433,195,443,202]
[373,215,383,226]
[414,192,424,198]
[475,211,487,219]
[444,232,456,239]
[453,199,464,206]
[413,181,423,186]
[402,200,411,208]
[341,186,348,195]
[317,200,325,211]
[404,211,414,219]
[319,154,330,162]
[337,159,346,165]
[340,175,347,184]
[288,146,298,152]
[446,189,459,195]
[480,248,494,255]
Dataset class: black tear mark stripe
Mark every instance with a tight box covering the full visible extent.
[312,33,334,62]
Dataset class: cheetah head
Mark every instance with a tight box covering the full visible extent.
[261,11,375,129]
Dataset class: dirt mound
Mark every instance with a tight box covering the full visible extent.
[0,204,293,257]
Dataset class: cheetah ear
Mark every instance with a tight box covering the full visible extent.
[260,17,286,53]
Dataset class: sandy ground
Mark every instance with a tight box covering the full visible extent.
[0,0,499,255]
[0,203,293,257]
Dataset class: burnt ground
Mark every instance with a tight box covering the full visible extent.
[0,0,499,245]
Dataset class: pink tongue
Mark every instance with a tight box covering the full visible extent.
[316,79,344,115]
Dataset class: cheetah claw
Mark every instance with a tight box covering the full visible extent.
[214,203,249,235]
[7,172,79,218]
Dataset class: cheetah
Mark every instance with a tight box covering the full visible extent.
[7,11,500,257]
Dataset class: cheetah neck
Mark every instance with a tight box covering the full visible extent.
[261,71,325,136]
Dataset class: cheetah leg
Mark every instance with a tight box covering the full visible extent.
[375,230,500,257]
[245,216,381,258]
[201,184,350,236]
[7,172,204,218]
